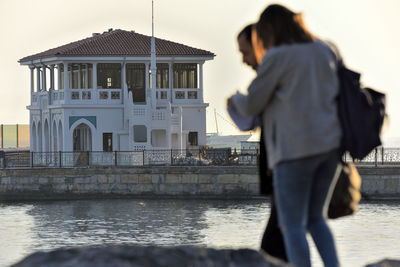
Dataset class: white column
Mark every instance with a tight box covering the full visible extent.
[50,118,53,153]
[30,67,35,93]
[147,128,152,149]
[199,62,204,102]
[128,123,133,150]
[50,65,55,90]
[78,64,81,89]
[30,118,34,152]
[36,67,41,91]
[85,64,89,89]
[37,123,40,152]
[42,65,46,91]
[179,106,183,150]
[93,63,97,89]
[178,132,182,150]
[169,62,173,103]
[57,64,62,90]
[63,63,68,90]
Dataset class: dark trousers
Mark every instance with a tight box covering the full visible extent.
[259,129,287,261]
[260,199,287,261]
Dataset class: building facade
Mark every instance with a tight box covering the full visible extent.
[19,29,214,153]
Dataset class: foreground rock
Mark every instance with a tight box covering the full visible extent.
[10,245,288,267]
[366,259,400,267]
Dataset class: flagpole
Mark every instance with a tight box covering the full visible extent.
[150,0,156,108]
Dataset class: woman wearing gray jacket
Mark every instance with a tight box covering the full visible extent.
[228,5,341,267]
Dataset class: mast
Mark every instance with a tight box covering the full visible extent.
[150,0,157,108]
[214,108,219,135]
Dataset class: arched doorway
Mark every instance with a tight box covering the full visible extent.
[73,123,92,152]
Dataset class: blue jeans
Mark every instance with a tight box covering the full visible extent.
[273,149,341,267]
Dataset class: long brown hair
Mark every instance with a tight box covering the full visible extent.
[256,4,315,49]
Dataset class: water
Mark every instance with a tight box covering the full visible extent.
[0,199,399,267]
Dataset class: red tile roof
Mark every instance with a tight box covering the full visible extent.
[19,29,215,62]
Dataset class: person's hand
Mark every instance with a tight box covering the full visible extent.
[227,97,233,107]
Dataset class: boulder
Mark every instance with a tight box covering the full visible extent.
[365,259,400,267]
[10,245,288,267]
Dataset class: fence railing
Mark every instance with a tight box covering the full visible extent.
[0,147,399,169]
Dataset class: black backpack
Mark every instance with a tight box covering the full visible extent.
[337,62,386,160]
[328,42,387,160]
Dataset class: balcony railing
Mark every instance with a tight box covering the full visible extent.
[32,89,123,106]
[32,88,204,107]
[172,88,201,103]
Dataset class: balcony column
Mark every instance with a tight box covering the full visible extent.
[36,67,41,91]
[78,64,81,89]
[85,64,89,89]
[199,62,204,102]
[63,63,68,90]
[57,64,62,89]
[42,65,47,91]
[29,66,35,93]
[93,63,97,89]
[169,62,173,103]
[50,64,55,90]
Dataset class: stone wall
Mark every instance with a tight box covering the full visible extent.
[0,166,258,201]
[0,166,399,201]
[358,167,400,199]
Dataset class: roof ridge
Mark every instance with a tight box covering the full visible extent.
[56,30,119,55]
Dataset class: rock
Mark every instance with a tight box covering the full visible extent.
[365,259,400,267]
[10,245,289,267]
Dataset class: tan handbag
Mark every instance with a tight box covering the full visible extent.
[328,162,362,219]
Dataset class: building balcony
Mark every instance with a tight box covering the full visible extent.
[31,88,123,107]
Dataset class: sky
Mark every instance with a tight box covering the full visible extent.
[0,0,399,142]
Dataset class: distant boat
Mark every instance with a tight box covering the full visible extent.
[206,133,253,150]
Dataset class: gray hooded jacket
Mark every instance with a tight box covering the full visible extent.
[231,40,342,168]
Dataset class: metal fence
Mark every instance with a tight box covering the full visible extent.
[0,147,399,169]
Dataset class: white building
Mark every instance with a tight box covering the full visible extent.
[19,29,214,153]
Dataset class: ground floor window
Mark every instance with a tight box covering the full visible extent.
[103,133,113,152]
[133,125,147,142]
[188,132,198,146]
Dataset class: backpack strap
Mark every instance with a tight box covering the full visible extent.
[323,39,344,67]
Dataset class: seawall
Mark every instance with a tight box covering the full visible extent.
[0,166,399,201]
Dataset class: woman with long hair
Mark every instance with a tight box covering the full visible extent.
[229,4,341,267]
